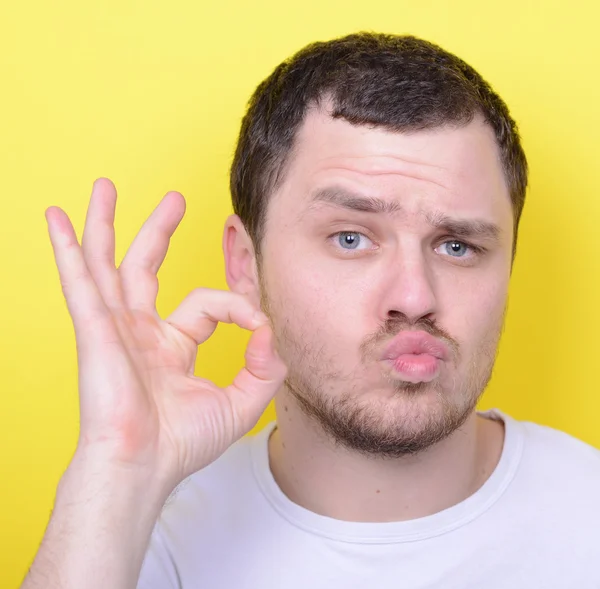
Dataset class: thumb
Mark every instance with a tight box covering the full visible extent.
[225,324,288,432]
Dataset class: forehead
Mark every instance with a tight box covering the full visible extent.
[269,106,512,227]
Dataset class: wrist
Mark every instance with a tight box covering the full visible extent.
[58,450,174,523]
[23,451,174,589]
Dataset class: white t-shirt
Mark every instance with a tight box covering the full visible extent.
[137,409,600,589]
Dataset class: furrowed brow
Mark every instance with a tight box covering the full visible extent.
[426,212,501,241]
[309,187,403,215]
[307,187,502,241]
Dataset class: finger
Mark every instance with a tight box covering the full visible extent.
[118,191,186,312]
[45,206,118,344]
[225,325,287,433]
[164,288,268,345]
[81,178,123,309]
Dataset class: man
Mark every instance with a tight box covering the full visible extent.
[23,33,600,589]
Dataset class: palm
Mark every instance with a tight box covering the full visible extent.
[46,178,286,488]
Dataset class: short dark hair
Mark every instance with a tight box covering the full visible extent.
[230,32,528,259]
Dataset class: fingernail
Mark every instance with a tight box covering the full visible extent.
[253,311,269,324]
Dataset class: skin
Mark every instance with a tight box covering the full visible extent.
[22,102,515,588]
[22,180,286,589]
[224,104,514,521]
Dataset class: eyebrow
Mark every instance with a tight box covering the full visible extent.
[308,186,502,241]
[309,186,404,215]
[425,211,501,241]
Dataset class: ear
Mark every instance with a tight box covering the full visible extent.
[223,214,261,307]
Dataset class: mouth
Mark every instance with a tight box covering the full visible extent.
[381,331,450,384]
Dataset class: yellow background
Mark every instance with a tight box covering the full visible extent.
[2,0,599,586]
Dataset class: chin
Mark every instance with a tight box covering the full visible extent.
[288,373,480,457]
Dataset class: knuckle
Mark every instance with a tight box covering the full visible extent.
[83,250,106,267]
[246,348,272,374]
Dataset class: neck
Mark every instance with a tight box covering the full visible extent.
[267,392,505,522]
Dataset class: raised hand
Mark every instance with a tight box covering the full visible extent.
[45,178,287,493]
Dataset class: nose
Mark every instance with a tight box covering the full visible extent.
[376,253,437,325]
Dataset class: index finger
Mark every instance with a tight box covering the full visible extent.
[164,288,269,346]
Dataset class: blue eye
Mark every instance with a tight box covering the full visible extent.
[435,240,484,261]
[338,232,362,249]
[443,241,469,257]
[330,231,375,254]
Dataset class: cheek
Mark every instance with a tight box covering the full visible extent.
[448,275,508,352]
[261,245,366,346]
[265,259,338,323]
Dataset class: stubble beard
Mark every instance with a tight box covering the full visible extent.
[260,275,505,459]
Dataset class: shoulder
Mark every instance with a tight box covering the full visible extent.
[519,417,600,469]
[485,408,600,471]
[503,411,600,499]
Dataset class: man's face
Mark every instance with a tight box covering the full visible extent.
[257,106,514,457]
